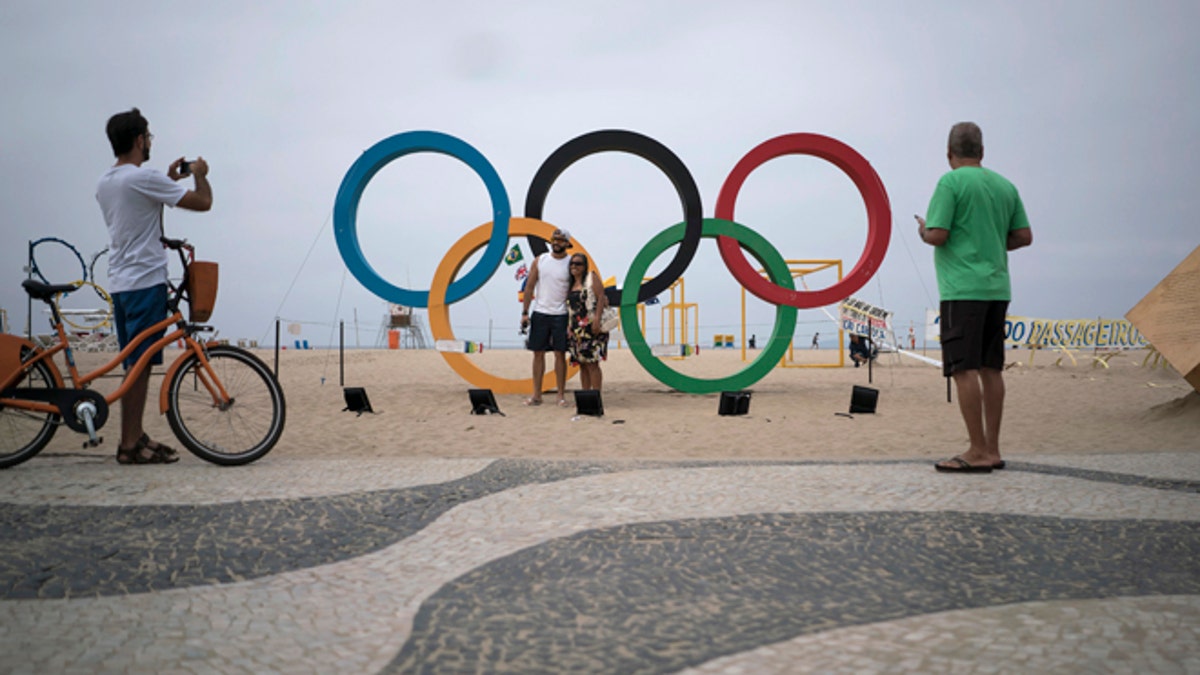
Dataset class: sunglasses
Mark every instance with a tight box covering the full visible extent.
[569,260,585,266]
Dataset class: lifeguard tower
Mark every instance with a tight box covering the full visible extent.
[382,303,430,349]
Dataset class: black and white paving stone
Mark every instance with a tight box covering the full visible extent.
[0,452,1197,673]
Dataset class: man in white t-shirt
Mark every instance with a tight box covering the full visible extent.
[96,108,212,464]
[520,228,572,407]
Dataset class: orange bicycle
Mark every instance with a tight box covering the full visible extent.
[0,238,285,468]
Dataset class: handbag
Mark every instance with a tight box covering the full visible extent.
[599,306,620,333]
[586,271,620,333]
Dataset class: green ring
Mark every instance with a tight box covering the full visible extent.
[620,218,797,394]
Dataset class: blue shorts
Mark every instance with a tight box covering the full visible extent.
[113,284,169,369]
[527,311,568,353]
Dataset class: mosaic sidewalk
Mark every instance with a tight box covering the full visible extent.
[1,452,1197,674]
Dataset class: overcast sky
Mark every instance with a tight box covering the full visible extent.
[2,1,1197,352]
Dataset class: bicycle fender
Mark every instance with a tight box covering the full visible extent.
[158,351,189,414]
[158,339,221,413]
[0,333,64,391]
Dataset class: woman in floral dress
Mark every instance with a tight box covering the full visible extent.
[566,253,609,391]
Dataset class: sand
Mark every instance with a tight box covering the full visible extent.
[37,345,1200,464]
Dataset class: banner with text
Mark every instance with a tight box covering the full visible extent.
[923,310,1149,349]
[839,297,893,343]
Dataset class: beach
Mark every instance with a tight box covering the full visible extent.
[43,345,1200,463]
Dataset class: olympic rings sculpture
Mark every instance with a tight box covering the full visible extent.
[55,281,113,332]
[334,130,891,395]
[29,237,114,331]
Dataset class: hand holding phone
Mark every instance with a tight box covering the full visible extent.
[180,159,192,176]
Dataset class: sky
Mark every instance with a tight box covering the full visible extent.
[2,0,1197,352]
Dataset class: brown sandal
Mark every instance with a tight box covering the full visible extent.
[140,433,179,462]
[116,436,179,465]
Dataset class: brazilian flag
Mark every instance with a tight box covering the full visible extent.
[504,244,523,265]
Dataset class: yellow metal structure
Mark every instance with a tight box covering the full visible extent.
[659,277,697,358]
[740,260,845,368]
[613,277,660,351]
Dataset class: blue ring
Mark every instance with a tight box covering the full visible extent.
[333,131,511,307]
[30,237,87,288]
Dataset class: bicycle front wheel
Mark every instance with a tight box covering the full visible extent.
[0,352,59,469]
[166,345,286,465]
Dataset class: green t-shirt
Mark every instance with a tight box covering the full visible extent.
[925,166,1030,301]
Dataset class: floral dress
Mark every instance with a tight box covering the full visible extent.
[567,274,609,365]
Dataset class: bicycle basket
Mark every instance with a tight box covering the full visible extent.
[187,261,219,322]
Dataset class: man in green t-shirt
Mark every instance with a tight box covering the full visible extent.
[917,122,1033,473]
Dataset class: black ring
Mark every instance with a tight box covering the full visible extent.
[523,130,704,306]
[89,248,109,301]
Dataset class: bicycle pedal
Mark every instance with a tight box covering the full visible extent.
[82,437,103,449]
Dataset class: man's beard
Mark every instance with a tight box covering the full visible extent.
[142,147,151,162]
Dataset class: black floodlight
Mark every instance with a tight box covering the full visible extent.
[574,389,604,416]
[850,385,879,414]
[718,390,751,416]
[469,389,503,415]
[343,387,374,416]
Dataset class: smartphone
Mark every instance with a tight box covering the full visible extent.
[180,159,191,176]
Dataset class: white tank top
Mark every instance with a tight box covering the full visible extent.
[531,253,571,316]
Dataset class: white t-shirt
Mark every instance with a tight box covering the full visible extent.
[96,164,188,293]
[530,253,571,316]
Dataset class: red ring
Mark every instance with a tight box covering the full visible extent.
[714,133,891,308]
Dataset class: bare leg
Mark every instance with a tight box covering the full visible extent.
[980,367,1005,459]
[579,363,597,391]
[119,368,151,454]
[530,352,546,402]
[553,351,568,403]
[937,369,997,468]
[591,363,603,392]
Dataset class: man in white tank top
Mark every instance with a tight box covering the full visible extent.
[520,228,573,406]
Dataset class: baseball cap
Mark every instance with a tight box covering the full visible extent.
[552,228,572,241]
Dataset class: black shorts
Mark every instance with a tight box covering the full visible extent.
[940,300,1008,377]
[527,311,568,352]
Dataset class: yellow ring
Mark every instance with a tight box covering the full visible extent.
[55,280,113,331]
[429,217,596,394]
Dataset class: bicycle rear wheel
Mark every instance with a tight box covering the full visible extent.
[0,353,59,469]
[166,345,285,465]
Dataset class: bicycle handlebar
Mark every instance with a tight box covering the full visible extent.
[160,237,193,253]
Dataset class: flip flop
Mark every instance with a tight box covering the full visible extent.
[993,461,1007,470]
[557,399,570,408]
[934,457,994,473]
[523,398,543,407]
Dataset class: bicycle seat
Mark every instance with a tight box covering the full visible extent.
[22,279,80,301]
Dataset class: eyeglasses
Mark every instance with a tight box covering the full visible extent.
[569,260,585,266]
[145,132,154,142]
